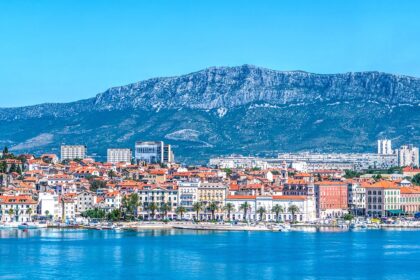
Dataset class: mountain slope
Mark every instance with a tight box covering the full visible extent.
[1,65,419,163]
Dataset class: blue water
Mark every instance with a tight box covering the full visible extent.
[1,228,420,279]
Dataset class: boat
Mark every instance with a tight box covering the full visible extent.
[18,223,39,229]
[1,221,20,228]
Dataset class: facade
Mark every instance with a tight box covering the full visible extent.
[107,148,132,164]
[277,152,398,171]
[378,139,393,155]
[60,145,87,161]
[177,181,199,212]
[225,195,316,222]
[76,191,97,214]
[314,181,348,218]
[347,182,366,216]
[209,156,269,170]
[135,141,174,164]
[396,145,419,167]
[38,192,59,218]
[400,187,420,214]
[197,182,228,206]
[137,185,178,215]
[365,181,401,217]
[0,195,37,222]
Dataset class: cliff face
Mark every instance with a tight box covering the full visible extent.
[1,65,419,162]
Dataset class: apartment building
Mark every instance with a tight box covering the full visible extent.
[107,148,132,164]
[365,181,401,217]
[134,141,174,164]
[60,145,87,161]
[396,145,419,167]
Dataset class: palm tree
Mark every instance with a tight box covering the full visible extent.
[129,193,141,219]
[223,203,235,221]
[239,202,251,221]
[26,208,33,222]
[257,207,266,222]
[207,202,219,221]
[147,202,158,220]
[160,203,172,219]
[8,208,14,222]
[288,205,300,223]
[192,202,202,221]
[175,206,186,220]
[271,205,284,222]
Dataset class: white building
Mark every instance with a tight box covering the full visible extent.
[347,182,365,216]
[209,156,269,169]
[178,181,199,215]
[38,192,60,219]
[107,148,132,164]
[61,145,87,161]
[396,145,419,167]
[225,195,316,222]
[0,195,37,222]
[378,139,393,155]
[135,141,174,164]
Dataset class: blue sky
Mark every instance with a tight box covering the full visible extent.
[1,0,420,107]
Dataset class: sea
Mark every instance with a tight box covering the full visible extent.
[1,228,419,279]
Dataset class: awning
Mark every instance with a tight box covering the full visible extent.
[387,209,405,215]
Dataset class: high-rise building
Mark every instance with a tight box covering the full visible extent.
[60,145,87,161]
[396,145,419,167]
[134,141,174,164]
[377,139,393,155]
[107,148,132,164]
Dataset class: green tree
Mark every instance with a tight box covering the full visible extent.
[288,205,300,223]
[192,202,202,221]
[240,202,251,221]
[160,203,172,219]
[207,202,218,221]
[108,170,116,179]
[8,208,14,221]
[89,179,106,192]
[146,202,158,220]
[257,207,266,221]
[26,208,33,221]
[223,203,235,221]
[271,205,284,222]
[412,174,420,186]
[175,206,186,220]
[343,213,354,221]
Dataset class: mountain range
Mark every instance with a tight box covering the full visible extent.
[1,65,419,163]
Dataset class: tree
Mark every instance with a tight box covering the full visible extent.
[108,170,116,179]
[2,146,8,157]
[223,203,235,221]
[16,165,22,175]
[192,202,202,221]
[26,208,33,222]
[89,179,106,192]
[175,206,186,220]
[343,213,354,221]
[412,174,420,186]
[257,207,266,221]
[240,202,251,221]
[107,209,122,221]
[207,202,219,221]
[160,203,172,219]
[8,208,14,221]
[146,202,158,220]
[271,205,284,222]
[288,205,300,223]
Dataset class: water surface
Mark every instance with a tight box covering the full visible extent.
[1,228,419,279]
